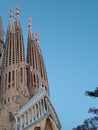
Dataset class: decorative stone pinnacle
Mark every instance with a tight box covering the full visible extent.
[28,18,32,23]
[9,8,14,21]
[36,32,39,38]
[10,8,14,13]
[36,32,39,43]
[16,6,20,11]
[16,6,20,19]
[28,18,34,40]
[28,18,32,31]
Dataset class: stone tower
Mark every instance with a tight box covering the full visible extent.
[27,19,49,98]
[35,32,50,95]
[0,7,61,130]
[0,17,4,87]
[0,8,29,130]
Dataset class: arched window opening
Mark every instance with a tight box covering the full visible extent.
[4,99,6,105]
[45,118,54,130]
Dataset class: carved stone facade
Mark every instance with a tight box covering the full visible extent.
[0,7,61,130]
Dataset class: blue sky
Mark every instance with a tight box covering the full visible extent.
[0,0,98,129]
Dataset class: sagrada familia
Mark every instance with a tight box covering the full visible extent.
[0,7,61,130]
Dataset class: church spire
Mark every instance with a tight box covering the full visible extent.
[15,6,21,29]
[35,32,42,55]
[0,17,4,59]
[35,32,39,43]
[0,17,4,41]
[35,32,50,95]
[15,6,25,62]
[28,18,34,40]
[9,8,14,22]
[2,8,16,69]
[16,6,20,19]
[27,28,50,97]
[27,20,41,97]
[8,8,15,33]
[1,9,29,128]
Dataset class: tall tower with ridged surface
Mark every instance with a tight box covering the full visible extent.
[0,8,29,130]
[0,7,61,130]
[27,19,49,98]
[35,32,50,95]
[0,17,4,86]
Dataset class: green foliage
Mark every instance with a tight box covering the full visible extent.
[73,88,98,130]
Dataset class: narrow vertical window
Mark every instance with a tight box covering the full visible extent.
[37,75,39,88]
[12,70,14,81]
[34,74,36,83]
[5,74,7,90]
[9,72,11,83]
[20,67,23,83]
[20,67,22,77]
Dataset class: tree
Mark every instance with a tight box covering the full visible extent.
[73,88,98,130]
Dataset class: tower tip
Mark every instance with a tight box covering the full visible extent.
[28,18,34,40]
[16,6,20,11]
[36,32,39,36]
[16,6,20,19]
[28,18,32,23]
[28,18,32,31]
[36,32,39,43]
[10,8,14,13]
[9,7,14,21]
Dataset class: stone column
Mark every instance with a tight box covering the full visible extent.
[35,104,37,120]
[27,110,30,125]
[33,105,36,120]
[40,100,42,116]
[15,117,17,130]
[24,113,26,127]
[38,102,40,118]
[20,116,22,130]
[43,98,46,113]
[26,112,28,125]
[31,107,34,122]
[41,99,44,115]
[45,97,48,111]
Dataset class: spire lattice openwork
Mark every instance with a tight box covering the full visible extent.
[16,6,20,20]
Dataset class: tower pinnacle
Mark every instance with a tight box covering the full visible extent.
[8,8,15,33]
[36,32,39,43]
[28,18,33,32]
[0,17,4,41]
[9,8,14,22]
[15,6,21,29]
[35,32,42,55]
[28,18,34,40]
[16,6,20,20]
